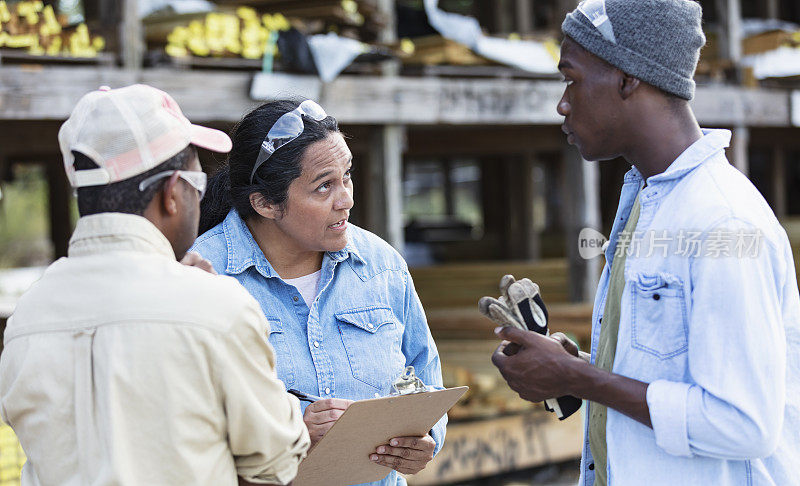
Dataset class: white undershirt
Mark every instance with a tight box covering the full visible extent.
[284,270,322,308]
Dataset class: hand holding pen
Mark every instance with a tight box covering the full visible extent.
[288,389,353,447]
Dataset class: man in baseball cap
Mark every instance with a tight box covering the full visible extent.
[0,84,310,485]
[490,2,800,485]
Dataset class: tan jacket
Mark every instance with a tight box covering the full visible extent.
[0,213,309,486]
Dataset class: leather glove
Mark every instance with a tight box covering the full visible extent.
[479,274,582,420]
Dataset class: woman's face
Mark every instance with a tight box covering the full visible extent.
[273,133,354,253]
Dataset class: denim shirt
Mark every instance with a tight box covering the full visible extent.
[191,210,446,486]
[580,129,800,485]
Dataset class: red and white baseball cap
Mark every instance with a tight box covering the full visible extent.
[59,84,232,188]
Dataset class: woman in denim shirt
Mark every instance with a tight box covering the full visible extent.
[191,100,445,485]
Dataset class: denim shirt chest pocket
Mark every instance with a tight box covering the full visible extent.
[265,317,296,389]
[628,272,689,360]
[335,306,406,390]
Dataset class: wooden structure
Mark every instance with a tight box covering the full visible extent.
[1,0,800,483]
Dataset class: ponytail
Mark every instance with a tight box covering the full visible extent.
[199,165,233,235]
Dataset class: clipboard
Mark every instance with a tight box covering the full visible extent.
[293,386,468,486]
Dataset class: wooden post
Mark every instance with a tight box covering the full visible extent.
[503,157,522,258]
[563,146,601,302]
[121,0,143,70]
[521,153,544,260]
[772,147,787,220]
[515,0,534,35]
[443,159,455,217]
[766,0,780,20]
[730,126,750,176]
[370,0,405,253]
[496,0,514,35]
[45,160,73,259]
[726,0,743,64]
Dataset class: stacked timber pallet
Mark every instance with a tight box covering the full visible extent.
[214,0,387,41]
[0,0,109,64]
[407,259,588,481]
[145,0,388,69]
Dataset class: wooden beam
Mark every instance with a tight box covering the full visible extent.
[0,67,793,127]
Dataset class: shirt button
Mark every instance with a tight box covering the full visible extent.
[367,323,374,330]
[313,341,320,348]
[589,463,595,471]
[374,392,381,398]
[325,387,331,395]
[293,296,299,302]
[653,293,661,301]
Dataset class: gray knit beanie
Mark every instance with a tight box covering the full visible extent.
[562,0,705,100]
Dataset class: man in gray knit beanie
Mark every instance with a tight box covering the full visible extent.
[491,1,800,486]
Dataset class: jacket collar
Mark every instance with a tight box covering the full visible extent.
[68,213,175,260]
[221,209,364,278]
[623,129,732,188]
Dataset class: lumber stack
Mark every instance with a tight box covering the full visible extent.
[146,0,388,66]
[399,35,490,66]
[0,1,105,58]
[411,259,592,418]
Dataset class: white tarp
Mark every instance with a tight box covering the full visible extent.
[743,46,800,80]
[423,0,558,74]
[307,33,366,83]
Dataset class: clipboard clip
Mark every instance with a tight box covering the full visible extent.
[390,366,429,396]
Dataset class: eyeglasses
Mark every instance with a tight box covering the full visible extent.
[138,170,208,200]
[578,0,617,44]
[250,100,328,184]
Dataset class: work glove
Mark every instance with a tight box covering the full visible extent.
[479,274,582,420]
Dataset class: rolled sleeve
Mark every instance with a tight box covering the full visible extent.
[646,380,691,457]
[219,301,311,484]
[677,217,787,460]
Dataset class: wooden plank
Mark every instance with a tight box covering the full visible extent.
[405,410,583,485]
[0,50,115,66]
[0,66,794,126]
[426,304,593,342]
[690,85,791,127]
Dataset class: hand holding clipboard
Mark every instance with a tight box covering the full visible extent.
[290,368,467,486]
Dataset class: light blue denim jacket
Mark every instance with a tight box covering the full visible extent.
[579,129,800,485]
[191,210,446,486]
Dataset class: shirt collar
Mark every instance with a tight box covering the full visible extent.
[623,129,732,186]
[68,213,176,260]
[222,209,365,277]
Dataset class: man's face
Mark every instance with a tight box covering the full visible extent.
[173,154,203,259]
[557,37,623,161]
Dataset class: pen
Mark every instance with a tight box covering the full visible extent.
[287,389,324,403]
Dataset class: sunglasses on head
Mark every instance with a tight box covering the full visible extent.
[249,100,329,184]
